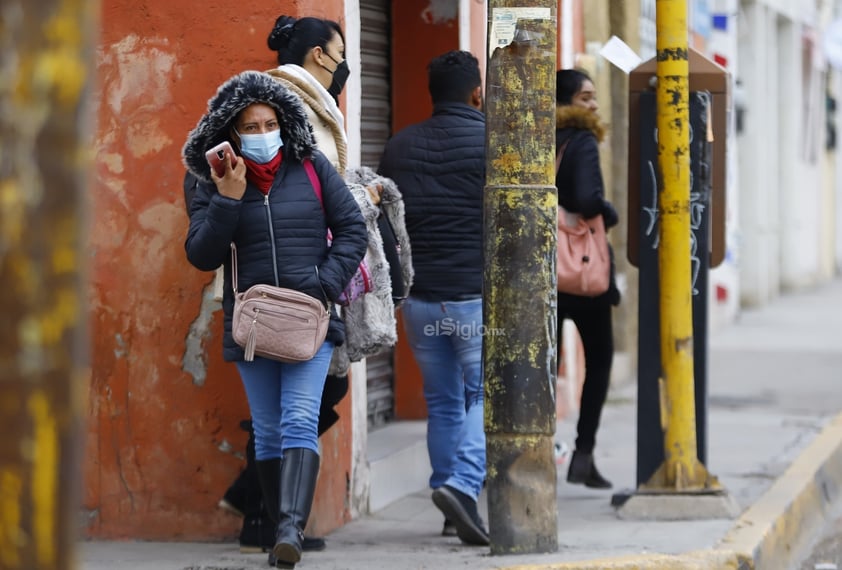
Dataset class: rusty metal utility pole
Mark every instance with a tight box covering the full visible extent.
[0,1,95,568]
[484,1,558,554]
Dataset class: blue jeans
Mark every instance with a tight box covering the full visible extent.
[401,297,485,500]
[235,341,334,460]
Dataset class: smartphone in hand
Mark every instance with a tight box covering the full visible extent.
[205,141,237,177]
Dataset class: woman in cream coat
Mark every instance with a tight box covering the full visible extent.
[265,14,413,375]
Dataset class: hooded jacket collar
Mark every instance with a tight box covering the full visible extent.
[555,105,606,143]
[182,70,316,182]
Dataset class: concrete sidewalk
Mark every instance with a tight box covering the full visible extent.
[81,278,842,570]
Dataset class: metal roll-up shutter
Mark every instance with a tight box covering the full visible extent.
[360,0,394,430]
[360,0,391,167]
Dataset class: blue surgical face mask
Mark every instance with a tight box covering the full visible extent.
[236,129,283,164]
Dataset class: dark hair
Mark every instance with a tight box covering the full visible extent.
[267,15,345,66]
[427,50,481,105]
[556,68,592,105]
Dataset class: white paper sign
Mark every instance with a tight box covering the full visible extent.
[599,35,643,74]
[489,7,552,51]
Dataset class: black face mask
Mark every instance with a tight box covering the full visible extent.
[322,50,350,100]
[328,60,350,99]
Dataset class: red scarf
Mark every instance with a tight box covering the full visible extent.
[244,152,282,195]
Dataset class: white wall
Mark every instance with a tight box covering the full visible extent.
[754,0,816,23]
[832,4,842,275]
[707,0,742,330]
[836,73,842,273]
[344,0,370,521]
[738,0,834,303]
[777,16,821,291]
[738,0,782,305]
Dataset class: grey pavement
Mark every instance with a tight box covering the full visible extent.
[80,277,842,570]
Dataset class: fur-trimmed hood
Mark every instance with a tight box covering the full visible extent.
[182,70,316,182]
[555,105,606,142]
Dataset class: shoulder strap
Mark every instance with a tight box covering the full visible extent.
[230,243,239,294]
[305,157,334,242]
[555,134,574,173]
[304,158,323,209]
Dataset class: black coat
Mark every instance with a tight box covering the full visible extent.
[182,71,367,361]
[377,102,485,301]
[555,105,620,307]
[555,106,618,227]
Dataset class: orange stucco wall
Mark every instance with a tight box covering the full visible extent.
[389,0,459,419]
[390,0,460,133]
[86,0,349,540]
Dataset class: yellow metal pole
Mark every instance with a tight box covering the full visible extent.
[643,0,714,491]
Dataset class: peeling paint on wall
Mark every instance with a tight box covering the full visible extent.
[182,282,220,386]
[421,0,458,25]
[126,118,172,159]
[98,35,179,115]
[135,201,186,280]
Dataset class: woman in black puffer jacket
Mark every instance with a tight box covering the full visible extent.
[555,69,621,491]
[183,70,366,569]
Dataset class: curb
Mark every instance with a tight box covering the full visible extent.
[715,410,842,568]
[498,411,842,570]
[498,550,744,570]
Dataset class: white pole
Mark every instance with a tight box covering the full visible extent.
[562,0,574,69]
[459,0,471,52]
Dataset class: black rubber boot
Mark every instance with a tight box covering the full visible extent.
[255,457,325,560]
[272,448,320,569]
[255,458,282,566]
[566,450,612,489]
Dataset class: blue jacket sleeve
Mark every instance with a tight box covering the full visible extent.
[184,179,243,271]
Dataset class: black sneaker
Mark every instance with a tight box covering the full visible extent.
[431,485,489,546]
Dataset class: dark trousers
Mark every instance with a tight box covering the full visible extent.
[557,298,614,454]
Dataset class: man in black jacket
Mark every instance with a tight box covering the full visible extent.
[378,50,488,547]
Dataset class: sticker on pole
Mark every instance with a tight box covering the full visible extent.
[489,7,552,51]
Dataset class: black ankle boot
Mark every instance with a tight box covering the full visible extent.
[566,450,612,489]
[238,512,275,553]
[272,448,320,569]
